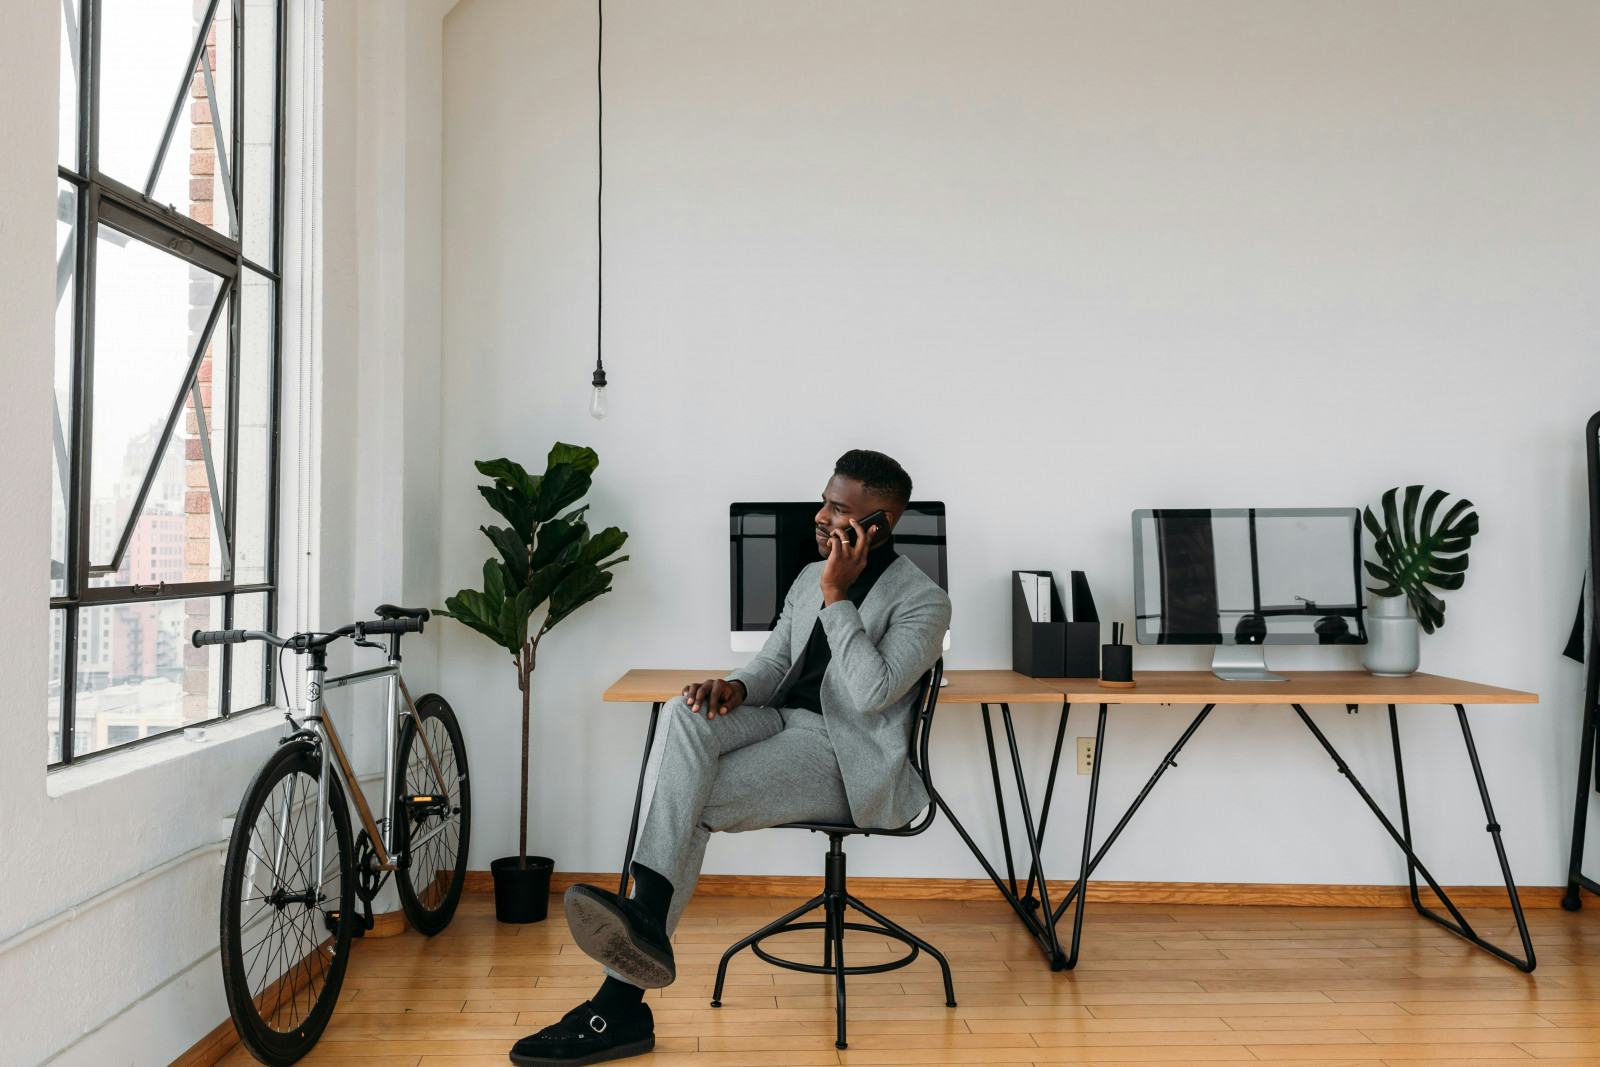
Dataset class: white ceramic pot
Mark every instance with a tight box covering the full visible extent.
[1363,594,1420,676]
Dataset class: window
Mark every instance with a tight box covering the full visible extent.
[50,0,286,767]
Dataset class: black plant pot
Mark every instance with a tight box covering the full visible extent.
[491,855,554,924]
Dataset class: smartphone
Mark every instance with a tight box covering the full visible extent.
[844,509,889,546]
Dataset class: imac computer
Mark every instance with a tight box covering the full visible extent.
[730,501,950,659]
[1132,507,1366,682]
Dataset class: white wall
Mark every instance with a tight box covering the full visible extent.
[440,0,1600,889]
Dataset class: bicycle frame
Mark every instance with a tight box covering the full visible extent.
[296,642,452,891]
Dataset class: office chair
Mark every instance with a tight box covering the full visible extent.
[708,659,956,1050]
[1565,410,1600,910]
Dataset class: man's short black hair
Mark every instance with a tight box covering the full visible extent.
[834,449,913,509]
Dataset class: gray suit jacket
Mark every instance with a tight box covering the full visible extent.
[725,554,952,830]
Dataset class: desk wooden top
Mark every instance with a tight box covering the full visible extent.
[1039,671,1536,706]
[604,669,1535,707]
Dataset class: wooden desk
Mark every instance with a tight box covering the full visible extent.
[1002,671,1539,974]
[602,668,1540,976]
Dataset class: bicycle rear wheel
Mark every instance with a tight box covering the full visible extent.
[220,740,355,1065]
[395,692,471,935]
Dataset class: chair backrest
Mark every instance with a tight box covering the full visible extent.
[883,657,944,838]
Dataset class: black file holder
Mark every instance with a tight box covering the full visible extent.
[1012,570,1101,678]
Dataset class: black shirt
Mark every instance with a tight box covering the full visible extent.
[783,531,898,714]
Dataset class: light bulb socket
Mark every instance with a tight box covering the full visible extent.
[591,366,607,388]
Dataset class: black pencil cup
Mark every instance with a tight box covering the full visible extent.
[1101,643,1133,683]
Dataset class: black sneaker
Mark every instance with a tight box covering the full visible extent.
[563,883,676,988]
[508,1000,654,1066]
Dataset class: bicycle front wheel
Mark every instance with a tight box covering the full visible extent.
[395,692,472,935]
[220,740,355,1065]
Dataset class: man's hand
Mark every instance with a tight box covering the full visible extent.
[684,677,747,719]
[820,516,877,605]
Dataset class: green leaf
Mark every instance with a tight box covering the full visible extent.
[533,443,599,522]
[482,524,530,590]
[1364,485,1478,634]
[479,484,536,542]
[440,588,517,653]
[475,457,540,499]
[532,514,588,571]
[483,558,506,604]
[544,565,613,631]
[579,526,629,567]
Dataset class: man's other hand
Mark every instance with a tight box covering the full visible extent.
[684,678,747,719]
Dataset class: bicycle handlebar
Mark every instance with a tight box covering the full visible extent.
[191,606,427,651]
[359,616,425,636]
[192,628,251,647]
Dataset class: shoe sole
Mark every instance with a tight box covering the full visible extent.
[508,1035,654,1066]
[563,886,676,988]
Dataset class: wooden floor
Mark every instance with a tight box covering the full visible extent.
[217,889,1600,1067]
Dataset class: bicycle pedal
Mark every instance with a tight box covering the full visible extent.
[403,793,449,817]
[324,908,376,938]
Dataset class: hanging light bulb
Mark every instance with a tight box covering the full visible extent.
[587,0,608,420]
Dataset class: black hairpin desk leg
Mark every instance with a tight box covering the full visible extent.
[932,702,1069,968]
[1295,702,1535,973]
[1050,702,1216,968]
[618,700,663,897]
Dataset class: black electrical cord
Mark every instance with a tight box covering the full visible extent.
[592,0,606,390]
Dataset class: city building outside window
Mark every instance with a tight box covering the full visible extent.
[49,0,286,766]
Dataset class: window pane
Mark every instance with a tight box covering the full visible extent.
[242,0,278,265]
[52,183,77,597]
[230,592,269,711]
[236,269,273,585]
[100,0,236,239]
[73,595,223,758]
[48,609,66,764]
[59,0,80,170]
[87,224,231,585]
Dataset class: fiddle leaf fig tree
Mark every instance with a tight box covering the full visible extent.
[437,443,629,869]
[1362,485,1478,635]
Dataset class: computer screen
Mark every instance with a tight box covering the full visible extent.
[729,501,947,652]
[1132,507,1365,646]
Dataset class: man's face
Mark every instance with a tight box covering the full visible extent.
[813,474,893,557]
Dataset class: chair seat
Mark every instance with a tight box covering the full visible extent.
[778,819,912,834]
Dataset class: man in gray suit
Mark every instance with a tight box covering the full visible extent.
[509,450,951,1066]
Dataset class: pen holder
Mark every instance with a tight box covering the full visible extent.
[1100,643,1134,687]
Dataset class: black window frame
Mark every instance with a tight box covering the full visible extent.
[51,0,288,768]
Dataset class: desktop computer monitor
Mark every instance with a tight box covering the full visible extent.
[1132,507,1366,681]
[730,501,949,654]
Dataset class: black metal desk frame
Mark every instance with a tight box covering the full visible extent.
[935,698,1537,974]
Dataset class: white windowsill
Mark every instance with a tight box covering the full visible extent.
[46,705,290,799]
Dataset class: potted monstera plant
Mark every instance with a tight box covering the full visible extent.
[1361,485,1479,676]
[437,444,629,923]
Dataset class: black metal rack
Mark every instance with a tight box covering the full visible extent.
[1564,411,1600,910]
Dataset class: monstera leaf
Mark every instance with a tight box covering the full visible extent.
[1362,485,1478,635]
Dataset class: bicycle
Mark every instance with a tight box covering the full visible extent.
[196,604,472,1065]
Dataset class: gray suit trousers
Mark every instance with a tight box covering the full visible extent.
[627,694,852,940]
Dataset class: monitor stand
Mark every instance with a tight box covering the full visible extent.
[1212,644,1288,683]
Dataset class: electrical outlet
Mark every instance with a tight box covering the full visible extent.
[1077,736,1095,775]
